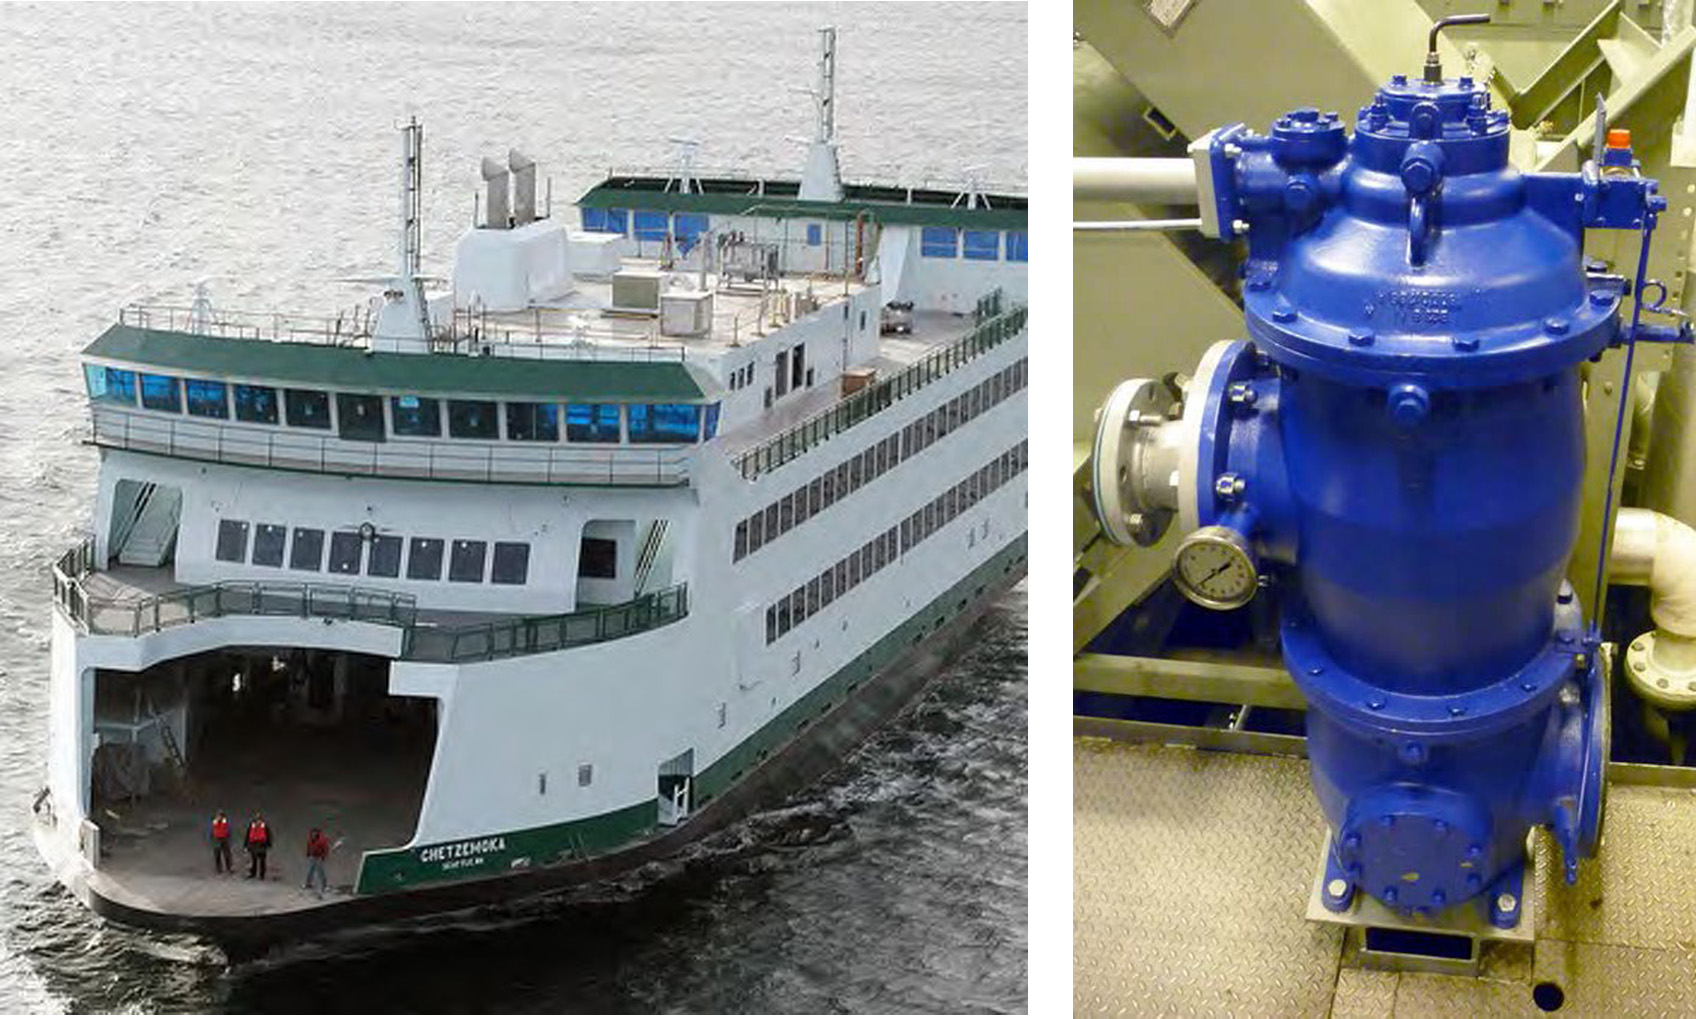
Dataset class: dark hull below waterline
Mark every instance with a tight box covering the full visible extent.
[55,543,1028,951]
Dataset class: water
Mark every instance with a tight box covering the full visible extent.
[0,3,1027,1011]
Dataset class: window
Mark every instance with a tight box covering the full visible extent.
[774,350,789,397]
[449,539,487,583]
[327,531,364,574]
[703,403,720,441]
[184,379,229,419]
[920,227,959,258]
[674,213,709,254]
[506,402,560,442]
[215,520,248,563]
[407,537,445,580]
[748,511,765,553]
[290,528,325,571]
[583,207,628,235]
[368,534,403,578]
[582,207,629,235]
[792,345,806,390]
[963,230,1000,261]
[491,542,530,585]
[566,404,621,443]
[85,366,137,404]
[579,536,617,579]
[629,403,700,443]
[1005,230,1029,263]
[284,389,331,429]
[806,223,822,247]
[234,384,279,424]
[448,400,498,439]
[252,524,286,567]
[766,606,777,644]
[139,374,182,413]
[779,493,795,532]
[734,521,749,561]
[336,394,385,442]
[633,210,668,242]
[391,395,441,437]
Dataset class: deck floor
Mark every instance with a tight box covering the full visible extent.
[90,711,430,917]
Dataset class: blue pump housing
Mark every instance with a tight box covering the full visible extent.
[1190,73,1664,923]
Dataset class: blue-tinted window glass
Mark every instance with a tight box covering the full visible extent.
[629,403,701,444]
[139,374,182,413]
[184,379,229,419]
[284,389,332,429]
[566,404,621,443]
[1005,230,1029,263]
[447,400,498,439]
[963,230,1000,261]
[920,227,959,258]
[234,384,278,424]
[336,393,385,441]
[390,395,441,437]
[703,402,721,440]
[505,402,560,441]
[634,210,668,242]
[582,207,608,232]
[86,366,138,404]
[806,223,822,247]
[674,213,709,254]
[604,208,628,235]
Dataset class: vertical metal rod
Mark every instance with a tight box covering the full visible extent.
[1590,217,1659,631]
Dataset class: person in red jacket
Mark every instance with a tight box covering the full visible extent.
[210,810,232,875]
[244,813,272,879]
[304,827,331,896]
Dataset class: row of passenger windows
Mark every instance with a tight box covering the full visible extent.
[213,519,533,585]
[732,356,1029,562]
[580,208,709,252]
[764,439,1028,645]
[920,227,1029,263]
[579,207,1028,265]
[85,366,720,446]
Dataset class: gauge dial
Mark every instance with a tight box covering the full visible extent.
[1173,526,1258,610]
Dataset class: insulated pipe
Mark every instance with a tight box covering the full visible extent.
[1073,157,1199,205]
[1611,508,1696,708]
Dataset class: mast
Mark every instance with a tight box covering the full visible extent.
[798,26,844,203]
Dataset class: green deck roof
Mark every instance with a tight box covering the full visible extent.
[83,324,714,403]
[577,175,1028,231]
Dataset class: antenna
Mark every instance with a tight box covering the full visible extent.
[399,117,423,279]
[666,137,701,194]
[814,26,837,144]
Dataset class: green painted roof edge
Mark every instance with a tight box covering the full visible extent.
[575,180,1028,231]
[82,325,713,403]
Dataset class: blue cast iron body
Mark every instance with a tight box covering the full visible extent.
[1194,75,1662,921]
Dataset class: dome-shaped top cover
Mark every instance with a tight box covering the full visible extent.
[1235,74,1625,390]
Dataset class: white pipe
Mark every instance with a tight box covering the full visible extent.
[1074,219,1204,233]
[1073,157,1199,205]
[1612,508,1696,636]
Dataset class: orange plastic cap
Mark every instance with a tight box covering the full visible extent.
[1606,128,1633,149]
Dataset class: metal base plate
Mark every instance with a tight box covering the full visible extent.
[1076,737,1696,1015]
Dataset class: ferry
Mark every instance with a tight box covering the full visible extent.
[32,27,1028,941]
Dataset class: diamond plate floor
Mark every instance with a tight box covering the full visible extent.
[1075,738,1696,1017]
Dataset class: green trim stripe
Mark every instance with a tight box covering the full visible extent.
[576,178,1028,231]
[84,325,711,403]
[352,533,1028,895]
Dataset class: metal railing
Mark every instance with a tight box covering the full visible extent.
[731,298,1028,480]
[402,584,689,663]
[88,406,692,487]
[599,164,1029,201]
[51,538,689,664]
[119,304,375,347]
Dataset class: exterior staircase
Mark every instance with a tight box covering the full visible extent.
[115,484,181,567]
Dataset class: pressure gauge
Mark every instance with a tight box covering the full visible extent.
[1172,526,1259,610]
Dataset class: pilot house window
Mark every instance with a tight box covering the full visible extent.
[284,389,332,429]
[234,384,279,424]
[448,400,498,440]
[336,394,385,442]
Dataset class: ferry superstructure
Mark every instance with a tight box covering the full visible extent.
[33,29,1027,937]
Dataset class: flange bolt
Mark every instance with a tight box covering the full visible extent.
[1388,382,1430,426]
[1214,473,1247,502]
[1227,382,1258,409]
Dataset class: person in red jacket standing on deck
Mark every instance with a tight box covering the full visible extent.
[244,812,272,879]
[304,827,331,896]
[210,810,232,875]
